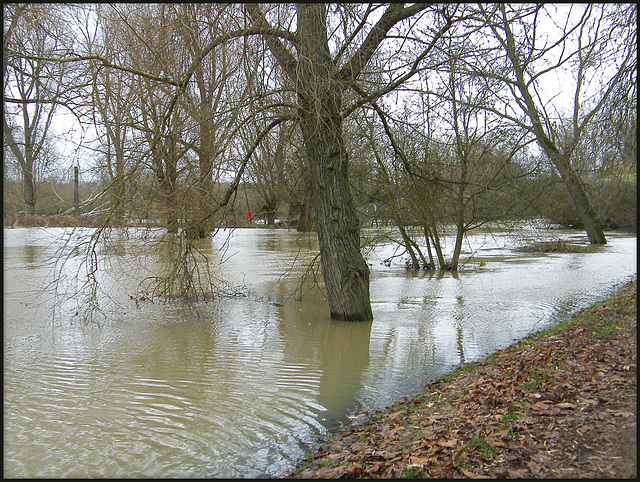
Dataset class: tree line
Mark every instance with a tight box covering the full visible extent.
[3,3,636,320]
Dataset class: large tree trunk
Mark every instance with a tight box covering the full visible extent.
[264,201,277,227]
[193,121,216,238]
[22,135,36,215]
[111,145,125,225]
[501,13,607,245]
[164,157,179,234]
[155,139,179,234]
[245,3,435,318]
[451,221,465,271]
[23,161,35,216]
[296,5,373,321]
[545,150,607,244]
[296,187,313,232]
[246,3,434,319]
[450,188,466,271]
[300,118,372,320]
[3,124,36,215]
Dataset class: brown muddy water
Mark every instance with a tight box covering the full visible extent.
[3,225,636,477]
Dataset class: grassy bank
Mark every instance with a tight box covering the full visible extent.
[290,280,637,478]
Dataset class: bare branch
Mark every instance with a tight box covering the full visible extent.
[338,3,432,83]
[244,3,298,80]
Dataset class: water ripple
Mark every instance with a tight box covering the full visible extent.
[3,229,636,478]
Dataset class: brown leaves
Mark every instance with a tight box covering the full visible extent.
[438,438,459,448]
[290,281,637,479]
[531,400,554,411]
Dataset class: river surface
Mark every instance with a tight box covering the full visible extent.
[3,225,636,478]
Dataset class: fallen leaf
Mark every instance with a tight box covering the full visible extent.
[531,401,553,411]
[609,410,634,418]
[555,402,577,409]
[508,468,528,477]
[365,462,382,474]
[349,442,368,453]
[409,455,429,465]
[460,468,478,477]
[376,450,393,460]
[388,410,407,420]
[577,425,594,433]
[527,459,542,474]
[438,438,459,448]
[326,452,346,462]
[315,465,349,478]
[388,465,404,478]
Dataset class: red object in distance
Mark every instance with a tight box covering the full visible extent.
[245,210,255,221]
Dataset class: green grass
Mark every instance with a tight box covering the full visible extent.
[466,437,492,459]
[439,361,480,382]
[591,322,622,341]
[402,466,423,478]
[520,371,552,390]
[500,411,520,425]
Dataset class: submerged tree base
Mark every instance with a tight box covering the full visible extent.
[290,281,637,479]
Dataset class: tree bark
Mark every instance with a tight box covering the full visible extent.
[295,185,313,232]
[245,3,432,319]
[22,162,35,216]
[295,4,373,320]
[499,7,607,245]
[264,201,277,226]
[155,136,179,234]
[3,115,36,215]
[21,134,36,215]
[541,145,607,245]
[451,219,465,271]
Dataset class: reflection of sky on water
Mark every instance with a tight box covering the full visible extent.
[3,227,636,478]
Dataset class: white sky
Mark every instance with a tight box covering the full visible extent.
[9,3,629,181]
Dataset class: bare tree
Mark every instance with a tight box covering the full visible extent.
[237,31,299,227]
[245,3,454,320]
[470,4,636,244]
[86,7,140,225]
[3,4,71,215]
[175,4,254,237]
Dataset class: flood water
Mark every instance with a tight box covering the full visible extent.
[3,225,636,478]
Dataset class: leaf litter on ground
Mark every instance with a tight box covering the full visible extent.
[289,280,637,479]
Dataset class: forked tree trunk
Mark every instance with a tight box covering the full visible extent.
[247,3,433,320]
[296,5,372,321]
